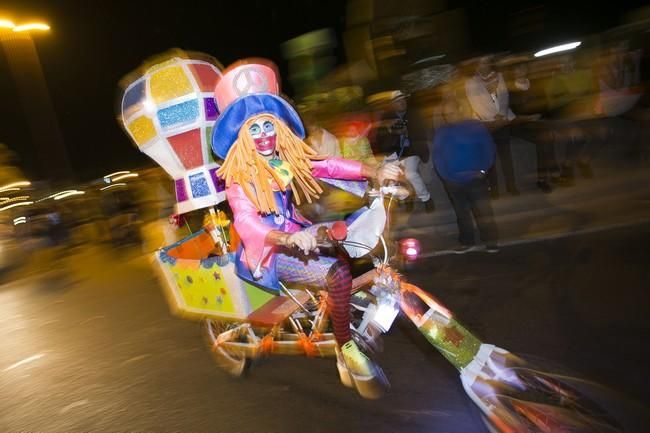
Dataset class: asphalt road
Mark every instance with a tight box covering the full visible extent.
[1,223,649,433]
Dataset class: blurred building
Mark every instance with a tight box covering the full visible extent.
[344,0,470,91]
[282,28,338,99]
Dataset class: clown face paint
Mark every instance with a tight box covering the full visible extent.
[249,119,277,156]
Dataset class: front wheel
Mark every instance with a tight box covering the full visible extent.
[477,367,625,433]
[203,319,250,377]
[349,290,385,352]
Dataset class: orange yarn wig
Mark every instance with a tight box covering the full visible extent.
[216,114,325,215]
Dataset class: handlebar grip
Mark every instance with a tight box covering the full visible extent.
[315,222,348,247]
[377,182,410,201]
[315,226,330,244]
[389,185,410,200]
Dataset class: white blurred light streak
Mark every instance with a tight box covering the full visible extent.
[534,41,581,57]
[54,191,85,200]
[111,173,138,182]
[0,201,33,212]
[100,183,126,191]
[3,354,45,372]
[0,181,30,193]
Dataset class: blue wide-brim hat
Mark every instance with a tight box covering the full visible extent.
[211,93,305,159]
[212,59,305,159]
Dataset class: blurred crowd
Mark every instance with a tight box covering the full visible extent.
[0,166,177,274]
[300,41,646,193]
[292,38,648,251]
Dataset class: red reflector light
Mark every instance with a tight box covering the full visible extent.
[330,221,348,241]
[399,238,420,260]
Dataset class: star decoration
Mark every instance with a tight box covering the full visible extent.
[443,326,465,347]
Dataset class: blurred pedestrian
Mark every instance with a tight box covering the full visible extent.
[305,118,341,157]
[432,96,498,253]
[46,205,70,248]
[596,42,644,161]
[507,61,560,193]
[597,42,642,118]
[337,116,377,166]
[465,55,519,198]
[372,91,433,212]
[545,54,600,184]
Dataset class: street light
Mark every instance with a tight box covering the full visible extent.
[0,19,15,29]
[0,16,72,181]
[0,19,50,33]
[13,23,50,32]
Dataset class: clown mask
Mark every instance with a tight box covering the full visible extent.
[249,119,277,157]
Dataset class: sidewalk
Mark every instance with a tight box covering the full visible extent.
[393,166,650,255]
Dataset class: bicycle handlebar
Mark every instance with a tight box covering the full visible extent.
[368,184,410,201]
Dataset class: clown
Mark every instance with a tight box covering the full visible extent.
[212,60,401,395]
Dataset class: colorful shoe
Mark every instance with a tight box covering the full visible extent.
[341,340,374,377]
[340,340,389,399]
[335,347,354,388]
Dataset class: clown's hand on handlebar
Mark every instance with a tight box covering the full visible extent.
[286,230,318,255]
[367,161,410,201]
[376,161,402,185]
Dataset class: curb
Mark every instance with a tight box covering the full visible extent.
[419,218,650,258]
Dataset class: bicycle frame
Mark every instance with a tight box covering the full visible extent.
[154,186,624,432]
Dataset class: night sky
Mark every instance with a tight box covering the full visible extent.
[0,0,347,182]
[0,0,645,182]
